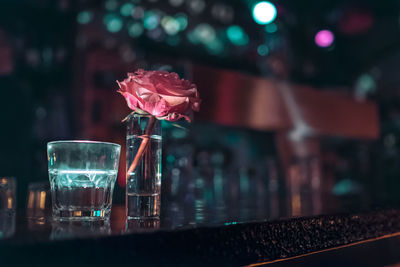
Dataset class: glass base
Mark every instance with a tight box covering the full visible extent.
[126,217,160,232]
[52,209,111,221]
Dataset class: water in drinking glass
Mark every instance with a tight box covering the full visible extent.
[47,141,121,221]
[49,169,117,219]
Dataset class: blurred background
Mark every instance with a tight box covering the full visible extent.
[1,0,400,222]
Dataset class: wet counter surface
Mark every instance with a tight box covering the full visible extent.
[0,192,400,266]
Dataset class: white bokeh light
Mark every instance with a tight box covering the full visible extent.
[252,1,277,25]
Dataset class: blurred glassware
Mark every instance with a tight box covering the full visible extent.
[0,177,16,211]
[26,181,51,220]
[0,211,15,239]
[0,177,16,239]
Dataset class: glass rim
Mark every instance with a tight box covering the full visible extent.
[47,140,121,148]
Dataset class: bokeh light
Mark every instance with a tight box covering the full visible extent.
[265,23,277,33]
[206,38,224,55]
[355,74,376,99]
[314,29,334,47]
[252,1,277,25]
[132,6,145,19]
[143,11,160,30]
[128,22,144,38]
[104,14,123,33]
[193,23,216,44]
[211,3,234,24]
[175,13,188,31]
[105,0,118,11]
[120,3,134,17]
[188,0,206,14]
[161,16,180,35]
[77,11,92,25]
[226,25,249,46]
[169,0,184,7]
[257,44,269,56]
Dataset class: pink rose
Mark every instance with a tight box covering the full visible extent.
[117,69,201,122]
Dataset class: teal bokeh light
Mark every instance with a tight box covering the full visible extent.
[161,16,180,35]
[226,25,249,46]
[194,23,216,43]
[206,38,224,55]
[128,22,144,38]
[77,11,92,24]
[175,13,188,31]
[104,14,123,33]
[120,3,134,17]
[143,11,160,30]
[257,44,269,56]
[265,23,277,33]
[252,1,277,25]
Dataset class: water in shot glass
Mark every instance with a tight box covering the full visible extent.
[47,141,121,221]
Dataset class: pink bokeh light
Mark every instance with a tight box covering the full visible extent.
[314,30,334,48]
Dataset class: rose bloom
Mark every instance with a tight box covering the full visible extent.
[117,69,201,122]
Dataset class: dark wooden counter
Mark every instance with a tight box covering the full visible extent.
[0,200,400,266]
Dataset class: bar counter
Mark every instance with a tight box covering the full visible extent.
[1,193,400,266]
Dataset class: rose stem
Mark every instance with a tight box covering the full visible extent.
[126,116,156,184]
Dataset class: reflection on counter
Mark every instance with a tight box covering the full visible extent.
[126,218,160,233]
[0,212,15,239]
[50,220,111,240]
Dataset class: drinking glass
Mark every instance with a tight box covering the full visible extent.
[47,141,121,221]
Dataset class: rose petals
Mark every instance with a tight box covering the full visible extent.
[117,69,201,122]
